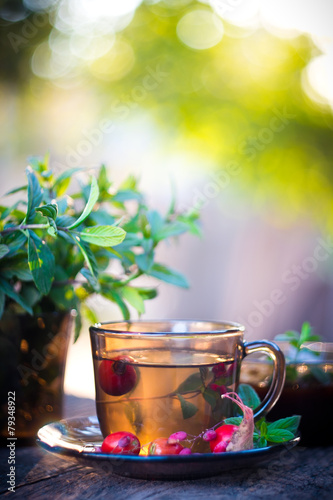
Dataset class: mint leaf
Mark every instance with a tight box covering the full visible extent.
[266,429,295,443]
[136,288,157,300]
[260,420,268,437]
[0,244,9,259]
[67,177,99,229]
[237,384,261,410]
[121,286,145,315]
[36,203,58,220]
[28,231,55,295]
[175,373,203,394]
[148,263,189,288]
[101,288,130,320]
[0,278,33,315]
[53,168,83,197]
[224,416,243,426]
[135,252,154,272]
[202,387,218,410]
[176,393,198,419]
[153,221,188,242]
[26,167,43,223]
[267,415,301,435]
[80,225,126,247]
[80,268,100,292]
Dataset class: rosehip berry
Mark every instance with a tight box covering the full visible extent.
[203,429,217,442]
[209,424,238,453]
[179,447,192,455]
[98,355,137,396]
[208,383,227,395]
[168,431,187,443]
[101,432,140,455]
[148,437,184,456]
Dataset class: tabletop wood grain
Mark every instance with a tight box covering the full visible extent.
[0,396,332,499]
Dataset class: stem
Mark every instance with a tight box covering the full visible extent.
[0,223,50,235]
[100,389,202,405]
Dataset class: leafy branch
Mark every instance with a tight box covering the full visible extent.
[0,155,200,339]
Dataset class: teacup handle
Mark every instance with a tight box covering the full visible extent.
[243,340,285,421]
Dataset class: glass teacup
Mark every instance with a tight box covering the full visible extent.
[90,320,285,450]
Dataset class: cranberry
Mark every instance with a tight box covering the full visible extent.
[148,437,184,456]
[101,432,140,455]
[98,355,137,396]
[209,424,238,453]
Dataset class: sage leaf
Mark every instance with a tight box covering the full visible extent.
[67,177,99,229]
[26,167,43,223]
[0,244,9,259]
[176,393,198,419]
[267,415,301,435]
[80,225,126,247]
[237,384,261,410]
[121,286,145,315]
[148,263,189,288]
[0,278,33,315]
[175,373,203,394]
[28,231,55,294]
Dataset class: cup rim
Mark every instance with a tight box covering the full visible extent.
[89,319,245,337]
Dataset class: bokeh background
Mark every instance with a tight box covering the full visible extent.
[0,0,332,398]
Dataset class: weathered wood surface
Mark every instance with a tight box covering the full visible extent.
[0,396,332,499]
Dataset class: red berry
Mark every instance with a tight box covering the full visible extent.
[209,424,238,453]
[98,356,137,396]
[148,437,184,456]
[101,432,140,455]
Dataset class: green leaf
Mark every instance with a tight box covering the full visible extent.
[26,167,43,223]
[28,231,55,295]
[267,416,301,435]
[67,177,99,229]
[112,190,143,203]
[260,420,268,437]
[0,289,5,317]
[89,210,115,226]
[148,263,189,288]
[80,225,126,247]
[53,167,83,197]
[136,287,158,300]
[80,267,100,292]
[147,210,164,235]
[153,221,189,242]
[36,203,58,220]
[0,244,9,259]
[5,185,27,196]
[135,252,154,272]
[176,393,198,419]
[74,306,82,343]
[1,257,32,281]
[121,286,145,315]
[299,321,312,344]
[259,436,267,448]
[101,288,130,320]
[67,233,97,277]
[202,387,218,410]
[237,384,261,410]
[266,429,295,443]
[224,416,243,426]
[175,372,203,394]
[5,231,27,255]
[81,304,99,325]
[0,278,33,315]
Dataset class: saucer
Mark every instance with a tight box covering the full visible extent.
[37,416,300,480]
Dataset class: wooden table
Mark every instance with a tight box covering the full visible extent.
[0,396,332,499]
